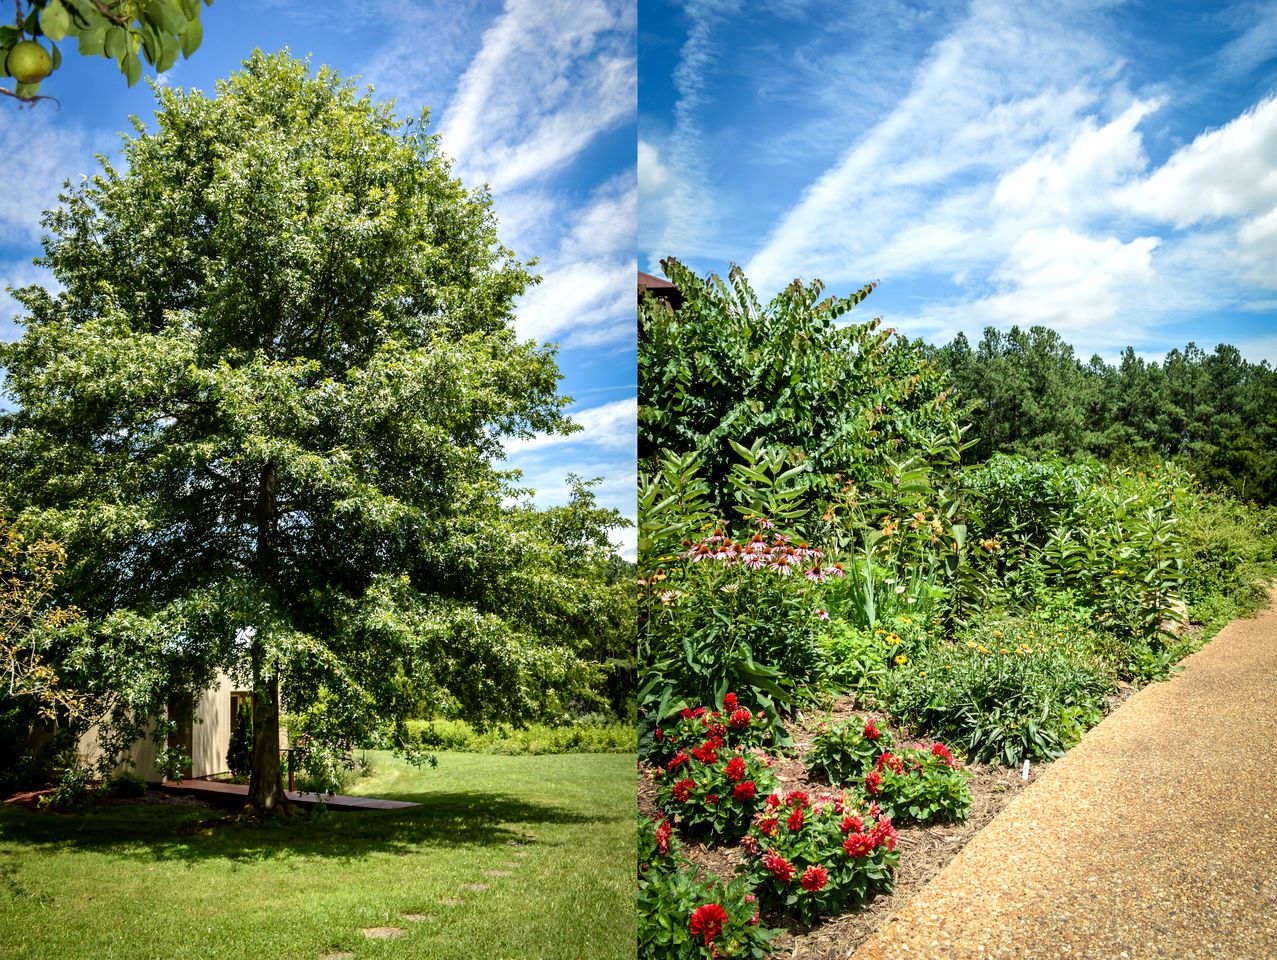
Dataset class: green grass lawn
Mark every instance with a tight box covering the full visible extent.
[0,751,636,960]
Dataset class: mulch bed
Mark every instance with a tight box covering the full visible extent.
[639,697,1035,960]
[2,786,213,813]
[640,682,1160,958]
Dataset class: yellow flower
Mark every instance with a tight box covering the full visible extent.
[899,615,912,624]
[918,671,926,678]
[978,645,989,654]
[965,640,977,649]
[886,633,901,644]
[992,630,1003,639]
[894,654,908,665]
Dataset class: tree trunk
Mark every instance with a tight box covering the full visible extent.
[246,642,287,812]
[246,459,290,814]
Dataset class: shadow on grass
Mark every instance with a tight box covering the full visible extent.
[0,788,607,864]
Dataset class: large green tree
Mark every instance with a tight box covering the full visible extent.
[0,52,593,812]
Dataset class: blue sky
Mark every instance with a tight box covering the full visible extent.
[1,0,637,556]
[639,0,1277,366]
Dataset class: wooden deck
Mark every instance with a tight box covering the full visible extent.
[159,779,418,810]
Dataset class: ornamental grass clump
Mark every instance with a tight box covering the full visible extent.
[860,744,972,824]
[740,791,898,923]
[806,716,895,785]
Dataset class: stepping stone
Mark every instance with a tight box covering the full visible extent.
[403,913,433,923]
[460,882,489,892]
[483,869,512,878]
[501,860,519,868]
[361,927,406,940]
[438,897,462,906]
[321,953,354,960]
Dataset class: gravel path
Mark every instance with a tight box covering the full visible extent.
[850,592,1277,960]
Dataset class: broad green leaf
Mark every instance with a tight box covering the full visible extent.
[104,24,126,59]
[40,0,73,41]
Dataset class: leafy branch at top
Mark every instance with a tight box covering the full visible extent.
[1,0,212,105]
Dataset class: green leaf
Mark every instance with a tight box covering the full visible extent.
[156,30,178,72]
[104,24,126,59]
[51,42,61,70]
[78,23,107,56]
[123,50,141,86]
[40,0,72,41]
[179,16,201,57]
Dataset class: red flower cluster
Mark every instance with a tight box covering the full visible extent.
[800,864,829,893]
[864,719,880,740]
[787,807,805,832]
[724,692,738,711]
[655,818,672,855]
[842,819,898,858]
[875,751,906,775]
[724,757,747,781]
[839,814,864,834]
[672,778,695,802]
[733,780,757,801]
[729,707,753,729]
[682,526,839,582]
[757,815,779,837]
[864,770,882,794]
[689,903,727,946]
[763,849,796,883]
[691,741,719,764]
[785,791,810,809]
[931,742,961,769]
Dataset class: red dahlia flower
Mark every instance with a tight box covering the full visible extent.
[843,832,874,858]
[734,780,756,801]
[864,771,882,794]
[729,708,752,729]
[840,814,864,834]
[786,791,810,809]
[672,778,695,802]
[864,719,880,740]
[724,692,738,711]
[724,757,747,781]
[689,903,727,946]
[932,742,960,769]
[762,850,796,883]
[765,793,783,810]
[655,818,672,855]
[757,816,780,837]
[800,864,829,892]
[787,807,805,831]
[691,741,719,764]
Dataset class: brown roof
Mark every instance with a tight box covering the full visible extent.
[638,271,683,308]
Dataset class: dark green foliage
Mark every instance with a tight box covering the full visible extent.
[0,52,617,808]
[640,258,967,520]
[935,328,1277,504]
[807,716,894,786]
[106,770,148,797]
[227,700,252,777]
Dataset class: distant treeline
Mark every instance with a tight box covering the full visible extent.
[929,327,1277,505]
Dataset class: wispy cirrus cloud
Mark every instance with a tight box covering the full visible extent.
[514,172,636,348]
[438,0,635,193]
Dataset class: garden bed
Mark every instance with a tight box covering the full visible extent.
[640,697,1038,958]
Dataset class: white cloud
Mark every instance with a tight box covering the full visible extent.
[1117,96,1277,228]
[0,114,102,245]
[438,0,635,193]
[641,0,739,264]
[507,396,636,453]
[513,173,636,348]
[896,227,1162,349]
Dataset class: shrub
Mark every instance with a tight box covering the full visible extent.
[638,862,774,960]
[106,770,148,798]
[885,633,1113,765]
[227,700,253,777]
[655,745,777,843]
[639,521,833,742]
[740,791,898,923]
[807,717,895,785]
[861,745,971,824]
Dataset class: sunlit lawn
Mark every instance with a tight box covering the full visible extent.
[0,751,635,960]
